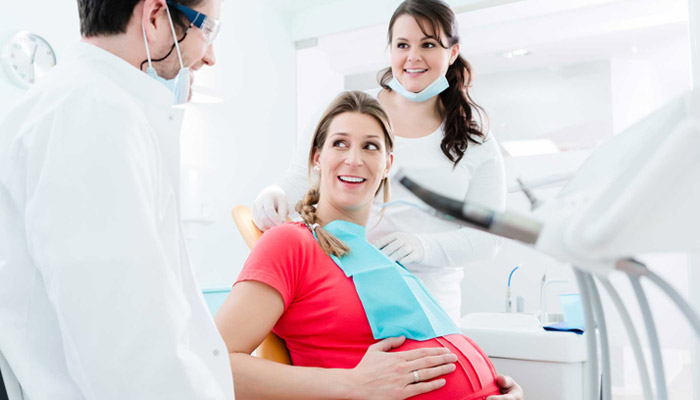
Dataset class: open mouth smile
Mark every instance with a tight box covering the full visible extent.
[338,175,366,184]
[404,68,428,77]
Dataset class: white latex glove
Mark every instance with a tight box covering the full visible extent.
[373,232,425,265]
[252,184,289,231]
[487,375,525,400]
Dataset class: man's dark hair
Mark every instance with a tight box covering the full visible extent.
[77,0,203,37]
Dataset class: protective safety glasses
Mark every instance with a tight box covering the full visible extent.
[166,0,221,45]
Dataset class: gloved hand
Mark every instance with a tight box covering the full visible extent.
[373,232,425,265]
[252,185,289,231]
[486,375,524,400]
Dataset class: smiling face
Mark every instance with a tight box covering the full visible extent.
[313,112,393,219]
[390,14,459,93]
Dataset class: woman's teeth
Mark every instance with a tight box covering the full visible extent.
[338,176,366,183]
[405,68,427,73]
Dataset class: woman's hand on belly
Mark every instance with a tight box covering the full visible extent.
[342,336,457,400]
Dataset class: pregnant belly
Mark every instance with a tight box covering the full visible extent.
[391,334,500,400]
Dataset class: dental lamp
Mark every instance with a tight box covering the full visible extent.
[400,90,700,400]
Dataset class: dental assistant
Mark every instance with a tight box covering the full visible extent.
[253,0,506,321]
[0,0,233,398]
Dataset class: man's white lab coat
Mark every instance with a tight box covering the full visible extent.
[0,42,234,399]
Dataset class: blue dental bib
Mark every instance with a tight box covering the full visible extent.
[320,220,459,341]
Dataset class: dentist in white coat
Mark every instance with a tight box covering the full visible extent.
[0,0,234,398]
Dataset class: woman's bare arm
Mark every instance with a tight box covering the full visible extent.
[215,280,457,400]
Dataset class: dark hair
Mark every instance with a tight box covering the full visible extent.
[77,0,203,37]
[379,0,488,167]
[296,91,394,257]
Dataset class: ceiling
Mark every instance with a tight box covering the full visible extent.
[270,0,345,15]
[272,0,531,41]
[296,0,689,76]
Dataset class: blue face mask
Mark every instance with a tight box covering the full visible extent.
[388,75,449,103]
[145,67,190,105]
[141,3,190,105]
[320,220,459,341]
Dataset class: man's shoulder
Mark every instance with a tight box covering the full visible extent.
[50,65,138,111]
[10,68,131,121]
[28,66,145,134]
[0,66,152,171]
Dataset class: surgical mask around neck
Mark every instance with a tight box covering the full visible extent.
[145,67,190,105]
[141,5,190,105]
[388,75,449,103]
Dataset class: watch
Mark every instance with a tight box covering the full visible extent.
[1,31,57,89]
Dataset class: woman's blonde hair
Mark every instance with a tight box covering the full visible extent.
[296,91,394,257]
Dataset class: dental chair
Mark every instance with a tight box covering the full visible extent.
[231,205,292,365]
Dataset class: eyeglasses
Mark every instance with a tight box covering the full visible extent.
[166,0,221,45]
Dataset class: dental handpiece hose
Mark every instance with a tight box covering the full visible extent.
[399,177,543,245]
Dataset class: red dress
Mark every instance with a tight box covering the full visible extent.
[236,222,499,399]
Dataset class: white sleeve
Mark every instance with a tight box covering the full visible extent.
[21,101,227,399]
[415,137,507,267]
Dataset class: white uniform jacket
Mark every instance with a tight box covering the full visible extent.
[0,42,234,400]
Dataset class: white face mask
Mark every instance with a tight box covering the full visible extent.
[141,3,190,105]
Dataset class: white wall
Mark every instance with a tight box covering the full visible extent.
[610,35,692,134]
[295,44,344,141]
[0,3,80,111]
[179,2,296,288]
[472,60,614,148]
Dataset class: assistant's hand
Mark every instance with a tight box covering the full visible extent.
[487,375,524,400]
[345,336,457,400]
[252,185,288,231]
[374,232,425,264]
